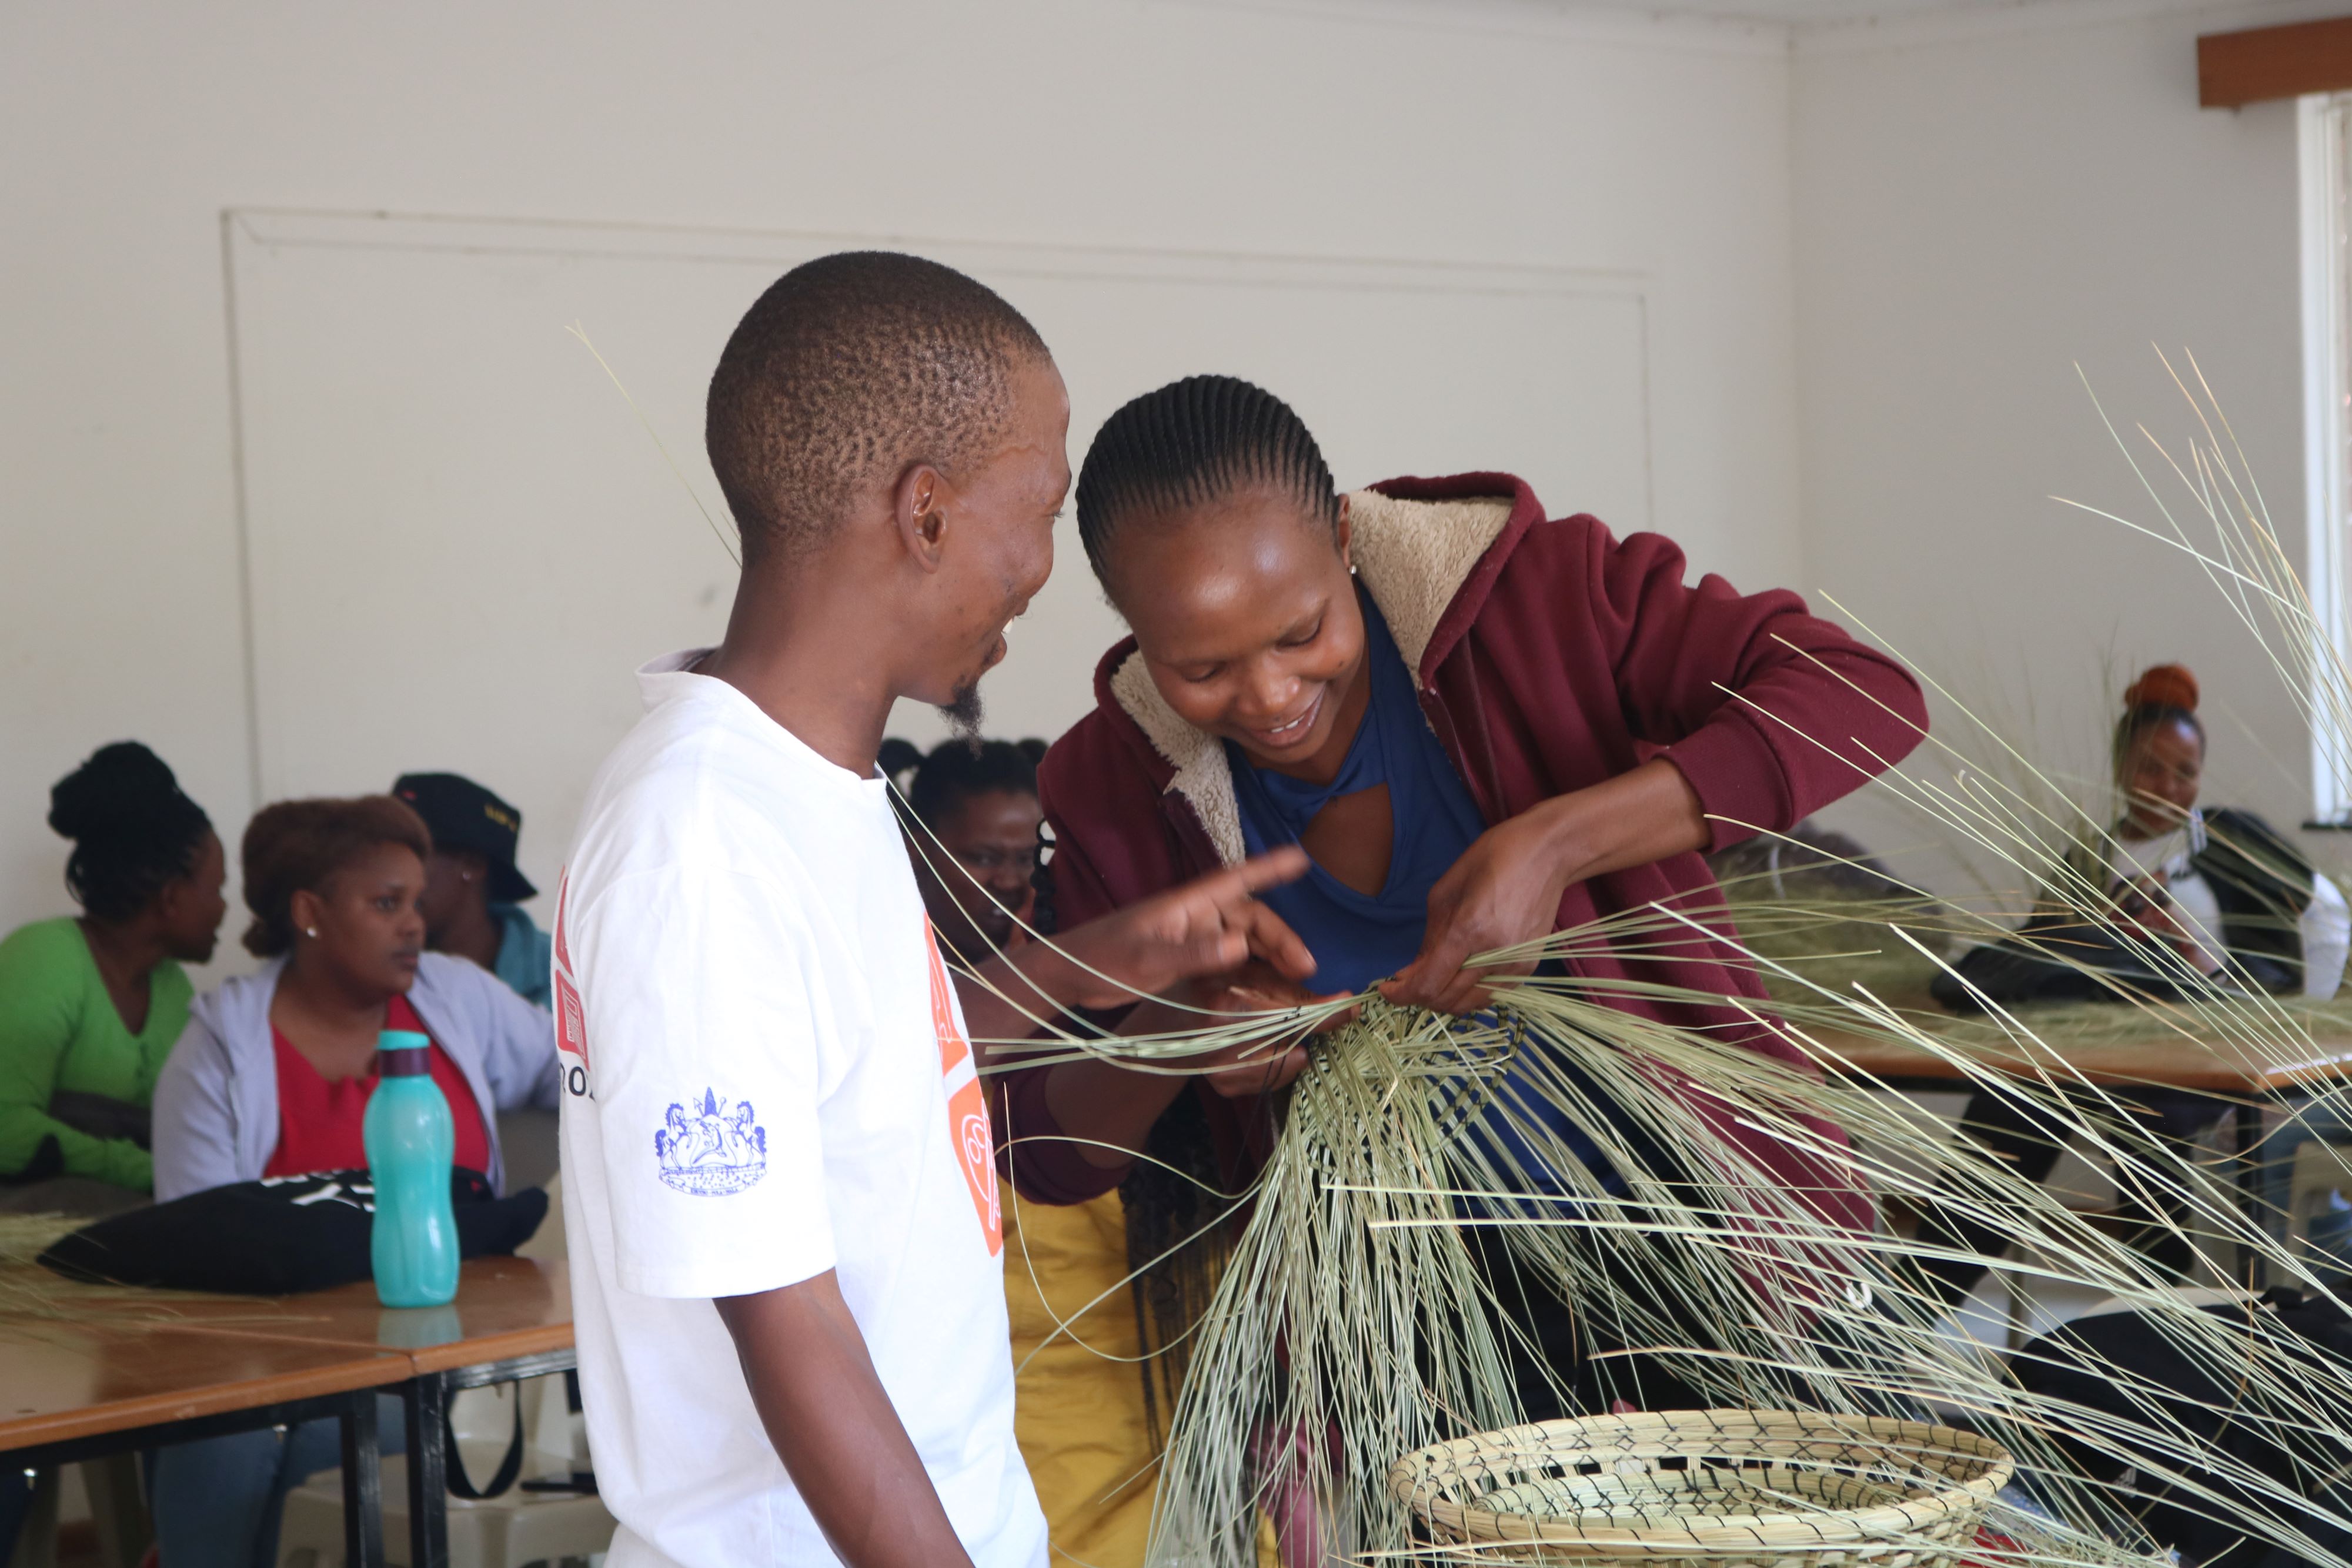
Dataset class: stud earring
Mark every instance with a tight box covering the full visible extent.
[305,927,318,939]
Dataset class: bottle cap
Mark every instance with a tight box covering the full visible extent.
[378,1028,432,1076]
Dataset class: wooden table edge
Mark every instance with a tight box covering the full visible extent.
[91,1319,578,1379]
[0,1336,412,1453]
[403,1322,573,1375]
[2257,1060,2352,1094]
[1807,1030,2288,1094]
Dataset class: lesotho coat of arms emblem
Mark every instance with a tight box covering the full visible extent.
[654,1088,768,1196]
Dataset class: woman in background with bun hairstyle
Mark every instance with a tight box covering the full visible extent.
[1935,664,2350,1010]
[0,742,226,1204]
[148,795,559,1568]
[1919,665,2351,1294]
[2097,664,2350,995]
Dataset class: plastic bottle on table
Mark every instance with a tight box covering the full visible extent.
[365,1028,459,1308]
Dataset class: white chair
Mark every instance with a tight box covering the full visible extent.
[275,1374,610,1568]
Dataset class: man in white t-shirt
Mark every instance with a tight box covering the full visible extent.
[555,253,1315,1568]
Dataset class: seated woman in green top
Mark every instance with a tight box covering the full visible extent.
[0,743,226,1198]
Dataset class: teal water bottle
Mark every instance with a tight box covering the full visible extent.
[365,1029,459,1308]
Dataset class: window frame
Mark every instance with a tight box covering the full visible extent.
[2303,92,2352,824]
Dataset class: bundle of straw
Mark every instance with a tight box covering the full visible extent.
[1147,998,1523,1563]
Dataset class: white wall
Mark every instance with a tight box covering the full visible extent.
[1790,0,2350,892]
[0,0,1804,977]
[27,0,2340,945]
[226,213,1661,900]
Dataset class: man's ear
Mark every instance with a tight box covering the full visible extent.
[1335,493,1354,574]
[894,463,951,574]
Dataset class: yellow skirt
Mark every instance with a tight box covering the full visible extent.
[1004,1189,1159,1567]
[1004,1189,1285,1567]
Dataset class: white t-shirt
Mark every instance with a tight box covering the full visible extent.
[2303,874,2351,1000]
[2106,828,2227,972]
[553,651,1045,1568]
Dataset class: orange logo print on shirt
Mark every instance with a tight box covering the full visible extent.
[924,918,1003,1256]
[551,874,590,1097]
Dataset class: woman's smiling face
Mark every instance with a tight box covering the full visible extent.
[1106,488,1367,778]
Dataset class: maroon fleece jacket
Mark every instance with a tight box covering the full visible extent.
[1001,473,1927,1235]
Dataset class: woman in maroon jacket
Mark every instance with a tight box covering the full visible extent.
[1000,375,1927,1416]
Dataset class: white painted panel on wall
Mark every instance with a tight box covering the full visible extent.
[227,210,1651,897]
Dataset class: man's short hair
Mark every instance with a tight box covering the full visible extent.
[705,252,1050,564]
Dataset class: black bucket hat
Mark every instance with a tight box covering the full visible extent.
[391,773,537,903]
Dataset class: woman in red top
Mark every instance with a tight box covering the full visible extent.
[155,797,556,1202]
[263,987,488,1176]
[995,376,1928,1431]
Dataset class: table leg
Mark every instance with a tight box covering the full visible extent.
[338,1388,384,1568]
[80,1453,149,1568]
[402,1374,450,1568]
[2239,1099,2267,1289]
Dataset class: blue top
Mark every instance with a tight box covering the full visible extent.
[1229,589,1487,996]
[1227,589,1623,1194]
[491,903,555,1009]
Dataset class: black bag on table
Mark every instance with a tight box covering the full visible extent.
[1930,920,2188,1012]
[37,1168,547,1296]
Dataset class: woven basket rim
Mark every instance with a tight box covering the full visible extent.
[1386,1409,2015,1553]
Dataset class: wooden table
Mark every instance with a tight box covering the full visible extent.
[1816,1019,2352,1096]
[1810,1002,2352,1279]
[0,1319,407,1566]
[184,1256,577,1568]
[0,1255,574,1568]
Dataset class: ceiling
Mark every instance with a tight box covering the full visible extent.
[1524,0,2086,29]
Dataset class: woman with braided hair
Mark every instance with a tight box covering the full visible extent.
[990,375,1928,1522]
[0,741,225,1203]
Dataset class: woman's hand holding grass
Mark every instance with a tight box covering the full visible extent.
[1045,958,1350,1168]
[1124,959,1356,1099]
[1382,758,1708,1015]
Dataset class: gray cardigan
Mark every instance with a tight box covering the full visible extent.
[152,952,561,1202]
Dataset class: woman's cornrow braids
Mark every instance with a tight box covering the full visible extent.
[1074,375,1341,589]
